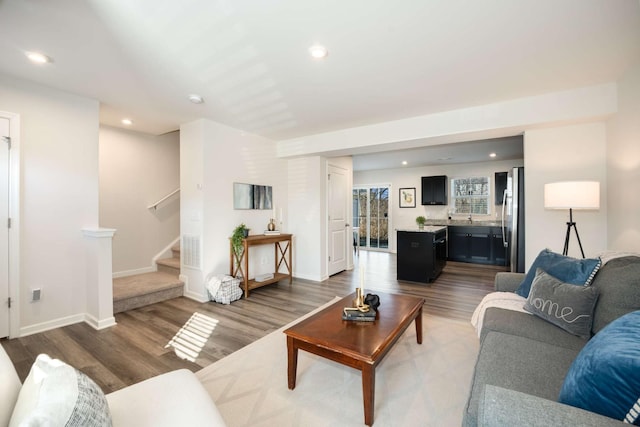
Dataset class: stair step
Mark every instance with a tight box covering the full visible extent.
[156,257,180,275]
[113,271,184,314]
[171,243,180,258]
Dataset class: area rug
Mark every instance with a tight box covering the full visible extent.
[196,298,479,427]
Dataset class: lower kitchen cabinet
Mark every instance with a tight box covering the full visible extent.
[448,226,510,266]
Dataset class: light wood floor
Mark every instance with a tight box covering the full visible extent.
[1,252,502,393]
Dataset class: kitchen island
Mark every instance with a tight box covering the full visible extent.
[396,227,447,283]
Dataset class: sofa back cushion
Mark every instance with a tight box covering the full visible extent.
[0,346,21,427]
[515,249,601,298]
[591,256,640,334]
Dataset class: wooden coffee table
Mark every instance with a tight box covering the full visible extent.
[284,291,424,426]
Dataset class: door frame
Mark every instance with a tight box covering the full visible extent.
[1,111,21,338]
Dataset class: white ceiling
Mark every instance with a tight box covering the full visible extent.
[0,0,639,167]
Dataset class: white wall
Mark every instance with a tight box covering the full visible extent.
[524,123,608,265]
[99,126,180,275]
[607,62,640,252]
[180,119,288,300]
[0,74,100,335]
[288,157,324,281]
[354,159,524,252]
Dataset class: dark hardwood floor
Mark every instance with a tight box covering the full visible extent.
[1,252,502,393]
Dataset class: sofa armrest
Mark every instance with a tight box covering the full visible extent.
[494,272,525,292]
[479,385,624,427]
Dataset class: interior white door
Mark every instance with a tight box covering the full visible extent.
[328,165,348,276]
[0,117,9,338]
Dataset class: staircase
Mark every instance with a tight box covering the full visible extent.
[113,243,184,314]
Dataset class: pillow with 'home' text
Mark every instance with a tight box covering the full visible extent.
[524,268,599,338]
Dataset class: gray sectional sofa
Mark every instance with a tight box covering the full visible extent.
[463,255,640,426]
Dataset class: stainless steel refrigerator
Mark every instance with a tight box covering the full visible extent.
[501,166,525,272]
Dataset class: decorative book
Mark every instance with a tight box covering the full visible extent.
[342,307,377,322]
[264,230,281,235]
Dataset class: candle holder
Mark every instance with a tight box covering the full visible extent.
[353,288,364,308]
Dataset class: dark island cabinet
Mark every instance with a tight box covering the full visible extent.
[421,175,447,205]
[448,226,510,267]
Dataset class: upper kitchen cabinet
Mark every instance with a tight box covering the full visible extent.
[421,175,447,205]
[495,172,508,205]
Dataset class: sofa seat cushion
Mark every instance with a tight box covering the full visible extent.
[106,369,226,427]
[10,354,112,427]
[515,249,601,298]
[591,256,640,334]
[463,331,580,427]
[559,311,640,424]
[480,307,588,351]
[479,385,625,427]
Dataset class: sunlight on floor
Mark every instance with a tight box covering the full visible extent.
[165,312,218,362]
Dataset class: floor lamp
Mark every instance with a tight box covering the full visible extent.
[544,181,600,258]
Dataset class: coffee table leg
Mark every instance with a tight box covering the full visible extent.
[287,336,298,390]
[362,364,375,426]
[415,306,423,344]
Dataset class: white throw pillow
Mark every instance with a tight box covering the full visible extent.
[10,354,112,427]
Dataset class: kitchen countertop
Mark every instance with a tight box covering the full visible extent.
[423,219,503,227]
[397,226,447,233]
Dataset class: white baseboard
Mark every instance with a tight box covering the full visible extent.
[85,314,117,330]
[292,272,324,282]
[152,236,181,263]
[184,289,208,303]
[19,313,86,338]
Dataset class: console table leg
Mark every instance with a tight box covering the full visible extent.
[362,364,375,426]
[415,306,423,344]
[287,336,298,390]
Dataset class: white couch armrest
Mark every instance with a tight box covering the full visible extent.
[106,369,226,427]
[0,345,22,426]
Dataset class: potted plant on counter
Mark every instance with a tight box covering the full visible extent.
[416,216,426,230]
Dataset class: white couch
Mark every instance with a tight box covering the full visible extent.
[1,345,227,426]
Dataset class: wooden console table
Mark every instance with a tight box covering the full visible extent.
[229,233,293,298]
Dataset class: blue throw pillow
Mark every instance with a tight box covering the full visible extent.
[558,310,640,424]
[515,249,601,297]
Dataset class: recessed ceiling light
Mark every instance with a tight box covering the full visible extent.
[121,118,133,125]
[437,157,452,161]
[402,161,408,165]
[26,51,52,64]
[188,94,204,104]
[309,45,328,59]
[489,152,497,158]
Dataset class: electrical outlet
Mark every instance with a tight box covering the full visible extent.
[32,288,41,302]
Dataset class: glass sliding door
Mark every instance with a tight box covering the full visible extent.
[353,185,390,250]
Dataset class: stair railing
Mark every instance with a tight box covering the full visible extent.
[148,188,180,211]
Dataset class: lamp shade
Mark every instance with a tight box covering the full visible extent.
[544,181,600,210]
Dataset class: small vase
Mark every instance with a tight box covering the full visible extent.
[418,224,424,230]
[267,219,276,231]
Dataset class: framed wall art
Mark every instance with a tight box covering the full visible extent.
[399,187,416,208]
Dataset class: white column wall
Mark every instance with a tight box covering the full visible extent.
[524,123,608,266]
[180,119,288,300]
[607,62,640,252]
